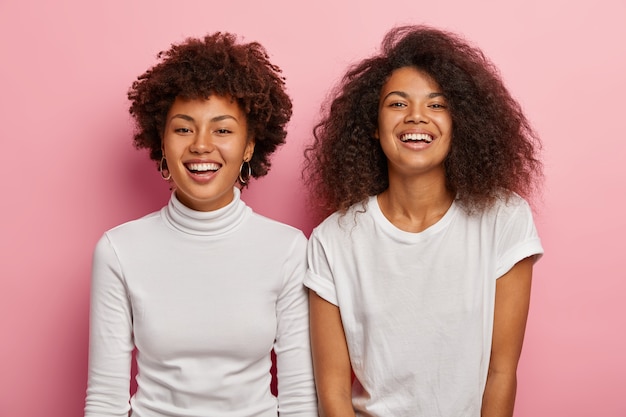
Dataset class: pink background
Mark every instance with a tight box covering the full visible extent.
[1,0,625,416]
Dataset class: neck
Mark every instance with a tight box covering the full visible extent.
[378,172,454,233]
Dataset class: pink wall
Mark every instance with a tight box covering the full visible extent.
[1,1,625,416]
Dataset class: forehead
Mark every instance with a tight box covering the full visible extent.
[168,95,245,118]
[380,66,442,95]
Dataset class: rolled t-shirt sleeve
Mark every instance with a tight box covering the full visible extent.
[304,230,339,306]
[496,197,544,279]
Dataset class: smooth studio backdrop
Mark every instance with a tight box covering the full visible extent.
[1,1,625,416]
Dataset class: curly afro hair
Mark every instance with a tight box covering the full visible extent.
[128,32,292,186]
[304,25,542,215]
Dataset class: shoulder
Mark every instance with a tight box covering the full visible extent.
[488,192,534,222]
[94,210,166,260]
[478,193,541,251]
[310,198,373,244]
[464,192,533,223]
[103,209,163,241]
[247,211,307,245]
[497,192,531,211]
[451,193,538,242]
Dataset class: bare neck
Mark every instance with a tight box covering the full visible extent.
[378,173,454,233]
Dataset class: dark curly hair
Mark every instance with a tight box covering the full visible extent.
[304,25,542,215]
[128,32,292,186]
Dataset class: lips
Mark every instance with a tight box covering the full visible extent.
[400,132,433,143]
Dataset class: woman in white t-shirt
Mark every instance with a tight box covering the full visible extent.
[84,33,317,417]
[303,25,543,417]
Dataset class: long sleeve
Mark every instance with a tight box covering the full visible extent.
[85,234,134,417]
[274,233,318,416]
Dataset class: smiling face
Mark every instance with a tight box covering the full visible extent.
[162,95,254,212]
[376,66,453,181]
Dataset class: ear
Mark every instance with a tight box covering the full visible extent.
[244,137,255,161]
[374,129,380,140]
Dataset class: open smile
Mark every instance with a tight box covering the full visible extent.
[185,162,221,175]
[400,133,433,143]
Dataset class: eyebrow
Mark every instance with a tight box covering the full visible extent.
[169,114,239,123]
[383,91,446,100]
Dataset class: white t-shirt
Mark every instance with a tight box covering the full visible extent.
[85,188,317,417]
[305,194,543,417]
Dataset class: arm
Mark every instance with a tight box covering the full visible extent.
[84,235,134,417]
[482,256,535,417]
[274,234,318,416]
[309,290,356,417]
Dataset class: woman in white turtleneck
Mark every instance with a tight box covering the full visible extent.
[84,33,317,417]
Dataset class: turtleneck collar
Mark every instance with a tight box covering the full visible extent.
[162,187,250,236]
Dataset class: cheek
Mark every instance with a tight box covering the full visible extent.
[435,115,453,137]
[377,114,396,136]
[162,135,174,153]
[162,145,177,163]
[442,113,453,131]
[162,145,187,174]
[163,135,186,155]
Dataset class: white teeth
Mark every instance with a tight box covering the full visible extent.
[400,133,433,143]
[187,162,220,172]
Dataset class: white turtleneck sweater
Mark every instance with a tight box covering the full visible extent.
[85,188,317,417]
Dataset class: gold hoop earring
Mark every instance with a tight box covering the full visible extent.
[238,160,252,185]
[159,156,171,181]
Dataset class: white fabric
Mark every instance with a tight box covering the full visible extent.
[85,188,317,417]
[304,193,543,417]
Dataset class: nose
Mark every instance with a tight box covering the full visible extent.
[190,130,215,153]
[404,105,429,124]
